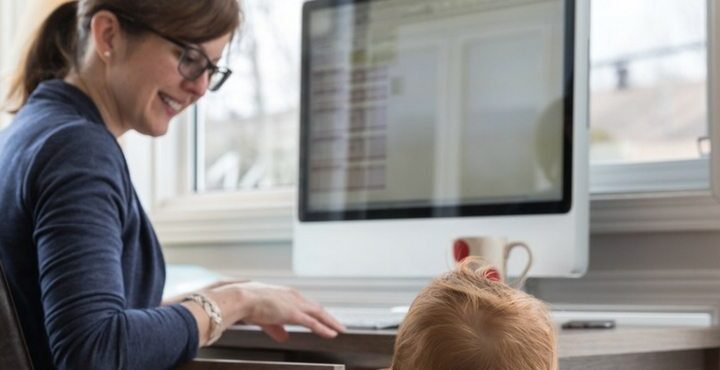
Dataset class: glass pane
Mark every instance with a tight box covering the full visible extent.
[199,0,710,192]
[201,0,305,192]
[590,0,707,165]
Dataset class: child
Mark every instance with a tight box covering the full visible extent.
[390,257,557,370]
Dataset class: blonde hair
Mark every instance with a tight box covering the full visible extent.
[390,257,557,370]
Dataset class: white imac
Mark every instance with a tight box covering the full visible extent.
[294,0,589,278]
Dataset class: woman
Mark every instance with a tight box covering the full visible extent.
[0,1,344,369]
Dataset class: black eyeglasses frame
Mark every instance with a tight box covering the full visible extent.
[111,11,233,92]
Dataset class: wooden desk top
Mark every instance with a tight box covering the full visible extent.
[216,325,720,359]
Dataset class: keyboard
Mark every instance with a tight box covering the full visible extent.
[326,306,408,330]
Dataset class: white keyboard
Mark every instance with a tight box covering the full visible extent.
[326,306,408,330]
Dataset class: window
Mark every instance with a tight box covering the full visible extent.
[198,0,305,192]
[589,0,709,194]
[147,0,719,242]
[0,1,20,127]
[198,0,711,195]
[1,1,46,128]
[591,0,706,165]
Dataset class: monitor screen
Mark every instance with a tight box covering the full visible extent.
[299,0,573,222]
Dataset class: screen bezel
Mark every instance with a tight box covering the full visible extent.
[298,0,575,222]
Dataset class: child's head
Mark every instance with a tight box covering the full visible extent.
[390,257,557,370]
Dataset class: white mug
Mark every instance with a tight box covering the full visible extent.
[452,236,533,287]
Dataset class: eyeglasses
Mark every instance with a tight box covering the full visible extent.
[114,13,232,92]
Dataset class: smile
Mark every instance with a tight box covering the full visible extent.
[159,92,183,112]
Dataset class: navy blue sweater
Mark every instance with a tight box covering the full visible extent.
[0,80,198,369]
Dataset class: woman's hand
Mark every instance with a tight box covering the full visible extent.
[234,282,345,342]
[188,281,345,345]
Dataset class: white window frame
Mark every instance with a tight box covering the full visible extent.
[139,0,720,246]
[0,1,20,128]
[1,0,39,128]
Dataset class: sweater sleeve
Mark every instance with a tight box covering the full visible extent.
[26,124,198,370]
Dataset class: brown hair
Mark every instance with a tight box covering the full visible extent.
[5,0,242,113]
[390,257,557,370]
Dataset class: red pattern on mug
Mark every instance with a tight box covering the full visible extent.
[453,239,470,262]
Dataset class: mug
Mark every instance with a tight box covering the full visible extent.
[452,236,533,287]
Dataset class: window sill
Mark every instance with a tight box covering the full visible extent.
[151,189,720,246]
[151,189,295,246]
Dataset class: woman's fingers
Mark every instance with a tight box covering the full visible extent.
[231,282,347,338]
[311,305,346,333]
[300,301,346,333]
[260,324,290,342]
[294,312,339,338]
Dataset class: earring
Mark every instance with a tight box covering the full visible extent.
[103,51,112,58]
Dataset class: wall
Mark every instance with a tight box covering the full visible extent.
[585,231,720,272]
[531,231,720,316]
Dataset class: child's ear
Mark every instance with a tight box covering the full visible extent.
[481,267,502,282]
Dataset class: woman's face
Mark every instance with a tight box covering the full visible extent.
[108,31,232,137]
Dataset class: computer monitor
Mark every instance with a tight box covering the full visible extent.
[294,0,589,278]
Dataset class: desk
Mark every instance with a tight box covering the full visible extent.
[202,325,720,370]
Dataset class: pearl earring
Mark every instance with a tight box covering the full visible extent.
[103,51,112,58]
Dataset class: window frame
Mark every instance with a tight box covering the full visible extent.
[0,0,19,128]
[141,0,720,246]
